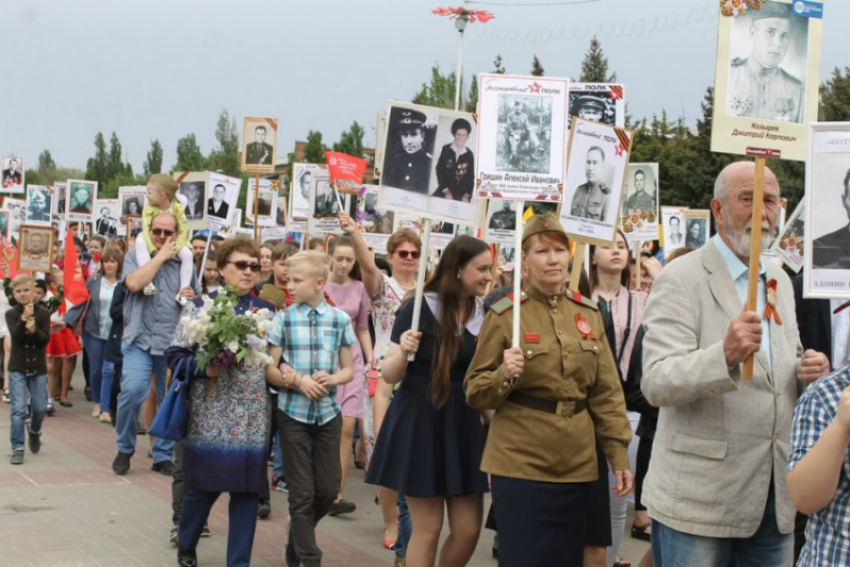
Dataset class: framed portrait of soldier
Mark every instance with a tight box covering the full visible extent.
[661,206,689,259]
[308,175,351,236]
[25,185,53,225]
[711,0,823,161]
[241,117,278,174]
[52,182,67,218]
[245,178,278,227]
[568,83,625,129]
[619,163,659,244]
[66,179,97,222]
[118,186,146,220]
[804,122,850,298]
[355,185,393,253]
[1,156,25,194]
[476,74,569,203]
[17,225,54,273]
[484,200,520,245]
[770,199,804,272]
[94,199,119,237]
[379,101,484,227]
[559,118,634,246]
[206,173,241,230]
[684,209,711,250]
[290,163,326,232]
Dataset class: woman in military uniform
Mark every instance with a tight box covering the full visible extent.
[464,213,632,566]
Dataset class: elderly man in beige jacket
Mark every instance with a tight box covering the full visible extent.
[640,161,829,566]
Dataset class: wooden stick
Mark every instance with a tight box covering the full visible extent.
[570,242,586,291]
[489,244,501,296]
[408,219,432,362]
[743,157,767,381]
[635,242,642,290]
[197,233,212,282]
[253,174,260,242]
[512,205,523,347]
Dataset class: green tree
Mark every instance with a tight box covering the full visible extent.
[531,55,544,77]
[85,132,109,185]
[207,109,241,176]
[413,64,457,110]
[37,150,56,180]
[333,122,366,158]
[174,133,206,172]
[102,171,148,199]
[143,139,163,176]
[820,67,850,121]
[465,75,478,113]
[580,36,616,83]
[303,130,327,164]
[492,55,506,74]
[107,131,130,181]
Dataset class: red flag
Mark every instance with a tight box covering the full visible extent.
[325,151,367,195]
[63,229,89,305]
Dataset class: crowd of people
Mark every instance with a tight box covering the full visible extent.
[3,164,850,567]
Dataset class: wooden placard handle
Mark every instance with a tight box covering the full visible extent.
[570,242,586,292]
[743,157,766,381]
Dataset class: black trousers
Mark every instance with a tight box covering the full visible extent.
[278,410,341,566]
[634,434,654,512]
[492,475,592,567]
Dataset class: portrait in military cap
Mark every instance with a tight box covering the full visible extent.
[568,83,625,129]
[240,117,277,174]
[620,163,659,243]
[382,105,436,193]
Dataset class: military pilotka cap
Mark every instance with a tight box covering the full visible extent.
[751,2,792,20]
[576,95,606,112]
[396,109,426,128]
[148,173,178,194]
[522,213,568,244]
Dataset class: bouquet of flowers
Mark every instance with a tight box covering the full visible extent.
[179,288,275,370]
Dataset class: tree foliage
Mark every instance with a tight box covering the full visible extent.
[580,36,616,83]
[143,139,163,176]
[820,67,850,121]
[492,55,506,74]
[85,132,109,186]
[333,122,366,158]
[531,55,544,77]
[207,109,240,176]
[303,131,327,164]
[38,150,56,180]
[174,133,206,172]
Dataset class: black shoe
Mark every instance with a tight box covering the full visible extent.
[27,430,41,454]
[200,524,211,538]
[177,547,197,567]
[84,385,92,401]
[258,499,271,519]
[9,450,23,465]
[112,450,133,475]
[169,525,178,545]
[329,499,356,516]
[151,460,175,476]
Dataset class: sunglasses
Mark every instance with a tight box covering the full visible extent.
[151,228,175,237]
[226,260,262,273]
[396,250,421,259]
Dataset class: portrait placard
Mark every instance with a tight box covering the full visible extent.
[684,209,711,250]
[804,122,850,298]
[17,224,54,273]
[118,186,147,219]
[5,199,26,241]
[241,117,278,174]
[262,227,287,242]
[25,185,53,225]
[770,199,804,272]
[711,0,823,161]
[207,173,241,230]
[308,177,351,236]
[619,163,659,244]
[568,83,625,129]
[661,206,689,259]
[94,199,119,237]
[476,74,569,202]
[559,118,634,246]
[290,163,326,227]
[1,156,25,194]
[378,101,483,227]
[355,185,394,253]
[0,210,9,241]
[66,180,97,222]
[374,112,388,178]
[393,214,455,251]
[245,178,278,227]
[485,200,520,245]
[52,182,67,219]
[174,171,208,231]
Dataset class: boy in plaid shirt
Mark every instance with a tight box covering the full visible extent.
[266,251,354,567]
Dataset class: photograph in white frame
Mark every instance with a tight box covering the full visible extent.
[661,206,688,259]
[770,199,804,273]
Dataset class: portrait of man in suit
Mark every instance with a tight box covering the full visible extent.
[96,207,118,236]
[207,184,230,219]
[179,181,204,220]
[245,125,274,166]
[313,180,339,217]
[2,157,23,188]
[812,168,850,270]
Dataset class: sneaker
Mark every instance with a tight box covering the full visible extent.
[200,524,211,538]
[169,525,178,545]
[99,412,112,424]
[143,282,157,296]
[27,430,41,454]
[91,404,101,418]
[46,402,55,416]
[258,499,271,519]
[151,460,175,476]
[112,450,133,475]
[329,499,356,516]
[271,476,289,493]
[9,450,23,465]
[177,547,197,567]
[2,390,9,403]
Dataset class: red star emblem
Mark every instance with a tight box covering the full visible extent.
[615,143,625,157]
[529,82,542,94]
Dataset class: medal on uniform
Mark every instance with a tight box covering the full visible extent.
[764,278,783,325]
[575,313,597,340]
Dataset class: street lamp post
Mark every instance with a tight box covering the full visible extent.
[454,12,468,112]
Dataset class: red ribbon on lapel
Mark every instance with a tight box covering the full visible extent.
[764,278,782,325]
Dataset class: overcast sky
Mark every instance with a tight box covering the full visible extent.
[2,0,846,175]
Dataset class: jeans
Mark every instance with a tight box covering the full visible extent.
[273,433,284,478]
[9,372,47,452]
[172,441,185,525]
[179,486,259,567]
[83,331,115,411]
[395,494,412,559]
[115,342,173,463]
[651,483,793,567]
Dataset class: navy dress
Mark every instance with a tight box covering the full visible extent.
[366,299,488,498]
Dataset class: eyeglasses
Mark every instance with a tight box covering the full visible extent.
[151,228,175,237]
[396,250,421,260]
[226,260,262,273]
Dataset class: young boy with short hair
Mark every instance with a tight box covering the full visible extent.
[265,251,355,566]
[6,275,51,465]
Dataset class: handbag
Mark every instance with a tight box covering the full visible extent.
[149,357,190,442]
[63,300,90,336]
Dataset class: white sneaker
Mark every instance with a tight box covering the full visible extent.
[143,283,157,296]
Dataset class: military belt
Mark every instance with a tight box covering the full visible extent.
[507,391,587,417]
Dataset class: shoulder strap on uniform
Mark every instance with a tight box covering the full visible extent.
[490,291,528,315]
[566,288,599,311]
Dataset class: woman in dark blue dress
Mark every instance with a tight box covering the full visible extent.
[366,235,491,567]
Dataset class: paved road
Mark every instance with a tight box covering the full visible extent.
[0,370,649,566]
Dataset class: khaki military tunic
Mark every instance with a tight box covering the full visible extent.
[464,285,631,483]
[727,58,803,123]
[571,182,609,221]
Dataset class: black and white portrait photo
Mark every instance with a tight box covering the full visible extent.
[620,163,659,243]
[568,84,625,129]
[179,181,205,220]
[68,181,95,216]
[662,207,688,258]
[725,1,808,123]
[685,212,710,250]
[291,164,322,221]
[245,179,278,227]
[382,107,436,193]
[206,172,241,229]
[356,186,394,235]
[497,95,552,174]
[811,167,850,270]
[25,185,52,223]
[6,199,26,239]
[54,182,67,217]
[94,200,119,236]
[570,145,612,222]
[123,196,142,217]
[489,200,517,231]
[207,183,231,220]
[312,178,339,218]
[432,118,475,202]
[1,156,24,193]
[241,117,277,174]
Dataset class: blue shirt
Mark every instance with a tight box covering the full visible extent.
[788,367,850,566]
[268,300,355,425]
[712,235,771,369]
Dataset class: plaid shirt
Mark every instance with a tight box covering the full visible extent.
[268,300,355,425]
[788,367,850,566]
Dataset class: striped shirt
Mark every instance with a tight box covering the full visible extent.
[268,300,355,425]
[788,367,850,566]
